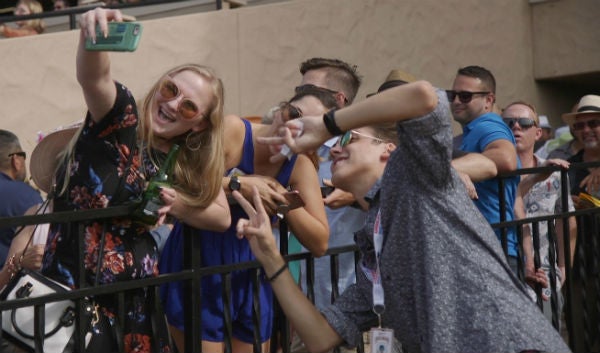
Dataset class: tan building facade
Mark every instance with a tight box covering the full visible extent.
[0,0,598,159]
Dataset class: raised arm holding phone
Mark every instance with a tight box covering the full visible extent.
[36,7,231,352]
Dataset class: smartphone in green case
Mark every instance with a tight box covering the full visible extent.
[85,22,143,52]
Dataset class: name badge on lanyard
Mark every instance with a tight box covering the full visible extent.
[367,209,394,353]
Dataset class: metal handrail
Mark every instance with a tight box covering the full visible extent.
[0,200,358,352]
[1,161,595,351]
[0,0,223,30]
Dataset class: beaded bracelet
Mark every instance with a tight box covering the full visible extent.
[267,262,288,282]
[6,254,22,280]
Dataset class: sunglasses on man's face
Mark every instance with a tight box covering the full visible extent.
[158,78,202,120]
[295,84,337,95]
[7,151,26,159]
[446,90,490,104]
[338,130,384,148]
[572,119,600,131]
[503,117,536,129]
[295,84,349,104]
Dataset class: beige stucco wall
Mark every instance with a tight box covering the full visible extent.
[0,0,596,165]
[531,0,600,119]
[532,0,600,79]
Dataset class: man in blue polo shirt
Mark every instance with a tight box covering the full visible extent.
[449,66,520,274]
[0,129,42,267]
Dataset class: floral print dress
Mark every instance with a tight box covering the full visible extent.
[42,82,171,353]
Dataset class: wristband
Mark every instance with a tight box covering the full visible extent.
[323,109,344,136]
[267,262,288,282]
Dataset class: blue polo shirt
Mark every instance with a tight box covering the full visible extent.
[0,172,43,266]
[460,113,520,257]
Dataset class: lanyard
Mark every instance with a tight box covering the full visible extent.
[360,208,386,325]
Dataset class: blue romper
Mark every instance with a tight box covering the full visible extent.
[160,119,297,342]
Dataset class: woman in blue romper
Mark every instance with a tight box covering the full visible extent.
[161,110,329,352]
[40,8,231,353]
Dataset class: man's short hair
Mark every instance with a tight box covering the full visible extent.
[457,65,496,94]
[0,130,22,170]
[503,100,538,124]
[370,122,399,145]
[299,57,362,104]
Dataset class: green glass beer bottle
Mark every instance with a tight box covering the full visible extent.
[134,144,180,225]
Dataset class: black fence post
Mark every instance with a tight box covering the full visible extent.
[183,224,202,353]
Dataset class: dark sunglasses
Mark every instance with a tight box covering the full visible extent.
[295,84,348,104]
[338,130,384,147]
[158,78,202,120]
[295,84,338,95]
[503,117,536,129]
[279,102,303,121]
[572,119,600,131]
[8,151,26,159]
[446,90,490,104]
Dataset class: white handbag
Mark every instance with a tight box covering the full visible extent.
[0,268,90,353]
[0,199,94,353]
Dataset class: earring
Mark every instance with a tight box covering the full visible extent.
[185,131,202,151]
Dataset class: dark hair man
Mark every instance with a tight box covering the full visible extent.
[298,57,362,108]
[450,65,520,273]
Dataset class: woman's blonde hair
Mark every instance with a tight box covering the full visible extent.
[18,0,45,34]
[139,64,225,208]
[57,64,225,209]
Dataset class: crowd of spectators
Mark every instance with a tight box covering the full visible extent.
[0,0,45,38]
[0,0,144,32]
[1,0,141,13]
[2,4,599,353]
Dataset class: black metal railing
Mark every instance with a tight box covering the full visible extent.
[1,161,599,352]
[0,202,360,353]
[494,160,600,353]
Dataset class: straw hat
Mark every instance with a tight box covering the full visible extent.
[367,69,417,97]
[30,122,81,194]
[562,95,600,126]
